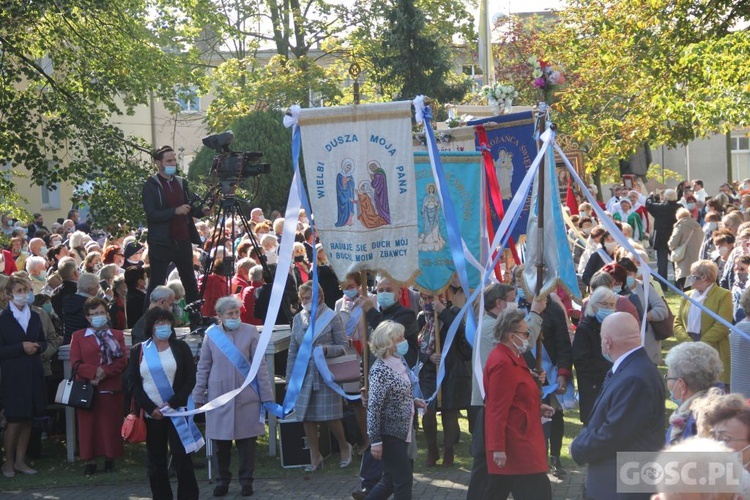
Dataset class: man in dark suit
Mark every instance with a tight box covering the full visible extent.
[571,312,665,499]
[645,190,680,290]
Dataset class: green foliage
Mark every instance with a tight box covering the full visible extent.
[189,110,294,212]
[348,0,474,104]
[207,56,343,132]
[78,157,152,237]
[0,0,205,225]
[536,0,750,179]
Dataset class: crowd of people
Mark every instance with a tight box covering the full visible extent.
[3,147,750,499]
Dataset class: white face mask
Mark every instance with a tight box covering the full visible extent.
[505,301,518,311]
[511,333,529,354]
[604,241,617,253]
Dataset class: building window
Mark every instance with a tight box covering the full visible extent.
[732,136,749,152]
[177,86,201,113]
[41,183,61,210]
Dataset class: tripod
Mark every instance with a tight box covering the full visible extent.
[193,193,293,326]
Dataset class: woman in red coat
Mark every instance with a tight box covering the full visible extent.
[483,308,554,500]
[70,297,128,476]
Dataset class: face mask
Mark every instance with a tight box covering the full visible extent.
[94,263,102,271]
[626,276,635,288]
[302,302,312,312]
[294,255,305,263]
[12,293,29,307]
[516,288,526,300]
[685,275,698,288]
[604,241,617,253]
[603,351,613,363]
[377,292,396,309]
[705,222,718,233]
[154,324,172,340]
[687,203,696,210]
[596,307,614,323]
[719,246,730,257]
[164,165,176,176]
[266,252,278,264]
[27,291,35,305]
[90,314,108,328]
[42,302,52,314]
[668,381,682,406]
[343,289,358,300]
[395,340,409,356]
[224,318,241,331]
[511,333,529,354]
[582,228,591,236]
[738,272,748,283]
[40,247,48,256]
[37,270,47,280]
[505,301,518,311]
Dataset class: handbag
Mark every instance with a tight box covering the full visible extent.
[669,241,688,263]
[55,361,95,409]
[650,296,675,341]
[326,353,361,383]
[121,407,147,443]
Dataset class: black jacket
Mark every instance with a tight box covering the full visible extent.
[318,265,343,310]
[416,306,472,409]
[62,293,89,344]
[51,280,77,320]
[141,174,202,246]
[126,339,196,414]
[572,315,613,423]
[645,196,680,250]
[366,303,419,368]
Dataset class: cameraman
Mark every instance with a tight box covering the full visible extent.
[142,145,208,309]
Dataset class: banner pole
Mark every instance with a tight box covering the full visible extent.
[534,104,547,375]
[360,272,369,393]
[434,308,442,408]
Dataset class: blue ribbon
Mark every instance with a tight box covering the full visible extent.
[530,344,558,399]
[311,347,361,401]
[143,340,205,453]
[205,324,252,377]
[555,142,750,345]
[344,306,362,337]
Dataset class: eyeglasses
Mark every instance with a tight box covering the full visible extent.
[712,433,748,445]
[510,330,530,338]
[663,373,679,381]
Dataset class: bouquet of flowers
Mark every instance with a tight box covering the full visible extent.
[481,82,519,103]
[529,56,565,100]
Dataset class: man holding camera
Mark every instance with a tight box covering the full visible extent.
[142,145,207,309]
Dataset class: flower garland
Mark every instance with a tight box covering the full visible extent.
[529,56,565,101]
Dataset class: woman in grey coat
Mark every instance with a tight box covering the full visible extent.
[668,207,704,290]
[194,296,274,497]
[286,282,352,472]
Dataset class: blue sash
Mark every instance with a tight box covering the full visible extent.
[143,340,205,453]
[312,347,361,401]
[344,305,362,338]
[530,343,576,408]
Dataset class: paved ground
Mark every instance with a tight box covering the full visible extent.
[1,467,584,499]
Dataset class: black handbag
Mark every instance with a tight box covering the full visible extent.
[55,361,95,409]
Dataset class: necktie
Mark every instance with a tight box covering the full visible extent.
[602,369,614,391]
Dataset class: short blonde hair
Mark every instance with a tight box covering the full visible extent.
[690,259,719,283]
[676,207,691,220]
[369,320,404,359]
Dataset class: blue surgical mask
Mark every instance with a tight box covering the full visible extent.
[27,291,35,305]
[164,165,176,176]
[395,339,408,356]
[602,350,613,363]
[154,324,172,340]
[626,276,635,288]
[224,318,241,331]
[40,246,48,256]
[343,289,358,300]
[42,302,52,314]
[687,203,695,210]
[90,314,108,328]
[596,307,614,323]
[377,292,396,309]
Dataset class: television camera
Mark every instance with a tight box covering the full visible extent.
[202,131,271,195]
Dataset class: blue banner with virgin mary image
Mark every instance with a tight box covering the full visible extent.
[413,151,482,293]
[468,111,538,241]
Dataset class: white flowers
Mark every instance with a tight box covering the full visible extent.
[481,83,519,102]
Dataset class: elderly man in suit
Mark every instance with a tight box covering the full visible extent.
[571,312,665,499]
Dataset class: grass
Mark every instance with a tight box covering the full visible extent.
[1,291,686,490]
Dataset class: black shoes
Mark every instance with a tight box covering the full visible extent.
[104,460,114,473]
[351,488,368,500]
[241,484,254,496]
[84,463,97,476]
[550,456,566,477]
[213,485,229,497]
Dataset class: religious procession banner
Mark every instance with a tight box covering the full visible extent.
[412,126,477,154]
[298,102,419,284]
[468,111,538,241]
[413,152,482,293]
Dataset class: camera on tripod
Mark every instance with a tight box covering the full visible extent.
[202,131,271,195]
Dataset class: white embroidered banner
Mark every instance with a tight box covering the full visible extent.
[299,102,419,284]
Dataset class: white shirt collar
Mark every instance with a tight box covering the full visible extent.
[693,284,713,301]
[611,345,642,374]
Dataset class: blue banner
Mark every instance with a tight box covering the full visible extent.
[468,111,538,241]
[414,151,482,293]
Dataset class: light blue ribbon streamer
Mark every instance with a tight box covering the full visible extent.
[205,324,252,377]
[311,346,361,401]
[344,306,362,338]
[143,339,205,453]
[530,344,559,399]
[555,142,750,344]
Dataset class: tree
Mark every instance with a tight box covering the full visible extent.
[350,0,473,103]
[189,110,294,213]
[0,0,204,221]
[535,0,750,182]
